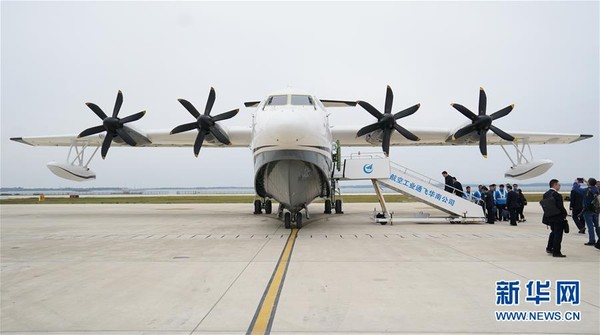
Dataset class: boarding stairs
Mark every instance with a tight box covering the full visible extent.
[336,153,485,224]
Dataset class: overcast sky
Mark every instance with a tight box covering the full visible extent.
[1,1,598,189]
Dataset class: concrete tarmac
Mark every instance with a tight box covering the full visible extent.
[1,202,599,334]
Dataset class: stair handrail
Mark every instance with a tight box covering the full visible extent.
[347,152,387,160]
[388,161,481,204]
[342,152,481,205]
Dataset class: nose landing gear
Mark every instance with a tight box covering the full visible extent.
[283,210,304,229]
[255,198,307,229]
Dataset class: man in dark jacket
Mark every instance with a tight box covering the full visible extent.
[484,184,496,224]
[517,189,527,222]
[570,178,585,234]
[442,171,453,193]
[452,177,464,197]
[571,178,599,246]
[506,185,519,226]
[543,179,568,257]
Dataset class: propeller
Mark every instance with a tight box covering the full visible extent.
[170,87,239,157]
[356,85,420,156]
[451,87,515,157]
[78,90,146,159]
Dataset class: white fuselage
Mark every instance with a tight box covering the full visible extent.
[250,90,333,212]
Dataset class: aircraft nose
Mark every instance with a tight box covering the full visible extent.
[266,114,307,144]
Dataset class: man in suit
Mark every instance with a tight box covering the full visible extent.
[442,171,454,193]
[570,178,586,234]
[506,185,519,226]
[474,185,486,214]
[543,179,568,257]
[452,177,464,197]
[484,184,496,224]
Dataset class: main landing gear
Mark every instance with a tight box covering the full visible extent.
[324,199,343,214]
[253,198,272,214]
[324,199,332,214]
[323,175,343,215]
[325,140,344,215]
[335,199,343,214]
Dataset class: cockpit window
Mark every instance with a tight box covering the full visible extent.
[291,95,314,106]
[266,95,288,106]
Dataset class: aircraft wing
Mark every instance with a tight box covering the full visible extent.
[331,126,593,146]
[10,126,253,148]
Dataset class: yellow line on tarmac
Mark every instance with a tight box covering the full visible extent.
[247,228,298,335]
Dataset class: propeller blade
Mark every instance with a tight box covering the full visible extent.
[479,131,487,157]
[101,133,115,159]
[356,122,382,137]
[490,125,515,142]
[112,90,123,118]
[193,131,206,157]
[86,102,108,120]
[209,125,231,145]
[120,111,146,124]
[212,109,239,122]
[393,123,420,141]
[451,103,477,121]
[357,100,383,119]
[452,124,477,140]
[382,128,391,156]
[178,99,200,119]
[116,128,137,146]
[204,87,216,116]
[394,103,420,120]
[490,104,514,120]
[478,87,487,116]
[170,122,198,135]
[384,85,393,114]
[78,125,105,138]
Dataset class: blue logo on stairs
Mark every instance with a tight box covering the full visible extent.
[363,163,373,174]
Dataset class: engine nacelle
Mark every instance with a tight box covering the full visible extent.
[504,159,553,180]
[47,162,96,182]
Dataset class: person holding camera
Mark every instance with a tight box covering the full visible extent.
[542,179,568,258]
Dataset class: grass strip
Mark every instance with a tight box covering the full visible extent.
[0,193,547,205]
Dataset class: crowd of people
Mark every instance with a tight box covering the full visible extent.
[441,172,600,258]
[441,171,527,226]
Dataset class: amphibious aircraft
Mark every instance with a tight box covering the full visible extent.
[10,86,592,228]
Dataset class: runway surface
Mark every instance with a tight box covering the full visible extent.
[1,202,599,334]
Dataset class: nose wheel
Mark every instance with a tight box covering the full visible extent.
[283,211,304,229]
